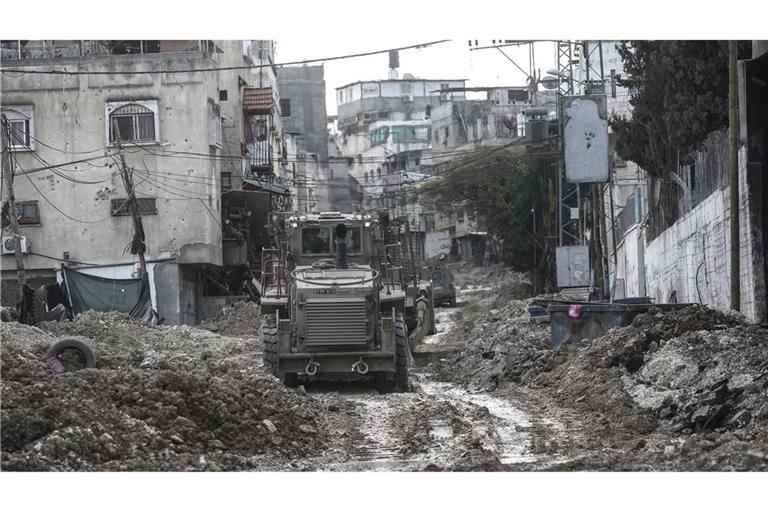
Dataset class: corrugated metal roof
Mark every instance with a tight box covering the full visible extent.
[243,87,273,113]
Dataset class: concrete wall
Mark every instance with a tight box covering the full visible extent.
[617,148,758,320]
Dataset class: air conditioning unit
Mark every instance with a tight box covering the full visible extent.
[2,236,31,255]
[402,94,413,103]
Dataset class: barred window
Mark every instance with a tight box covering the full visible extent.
[15,200,40,225]
[106,100,158,144]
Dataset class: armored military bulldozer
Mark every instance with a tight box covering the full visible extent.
[258,212,435,392]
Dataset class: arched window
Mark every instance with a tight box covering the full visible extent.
[377,167,382,178]
[107,101,157,143]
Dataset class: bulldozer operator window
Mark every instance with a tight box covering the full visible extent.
[337,226,362,254]
[302,227,332,255]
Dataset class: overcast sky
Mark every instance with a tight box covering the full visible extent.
[276,39,557,116]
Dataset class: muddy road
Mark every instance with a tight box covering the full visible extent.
[292,281,586,472]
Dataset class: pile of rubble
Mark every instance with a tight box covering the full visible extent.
[497,303,768,470]
[436,278,552,392]
[1,312,333,471]
[197,301,262,337]
[450,263,533,301]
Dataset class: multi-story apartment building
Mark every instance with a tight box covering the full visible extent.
[332,75,467,260]
[425,86,534,262]
[0,40,287,324]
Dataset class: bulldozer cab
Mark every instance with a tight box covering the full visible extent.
[287,212,375,268]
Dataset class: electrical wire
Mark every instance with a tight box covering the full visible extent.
[27,251,99,266]
[21,130,111,155]
[0,40,451,76]
[135,171,222,228]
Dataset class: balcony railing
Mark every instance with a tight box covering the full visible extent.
[0,40,219,61]
[245,140,272,171]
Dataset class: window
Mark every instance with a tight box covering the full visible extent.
[1,105,34,150]
[301,227,332,255]
[106,100,158,144]
[111,198,158,216]
[391,125,429,143]
[207,100,223,148]
[219,90,228,101]
[15,200,40,225]
[401,82,412,94]
[370,127,388,145]
[280,98,291,117]
[221,172,232,190]
[338,226,362,254]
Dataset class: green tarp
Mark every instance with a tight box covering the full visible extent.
[63,267,143,315]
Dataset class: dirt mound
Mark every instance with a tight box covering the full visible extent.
[529,305,768,438]
[450,263,532,300]
[436,294,552,392]
[198,301,262,337]
[1,315,334,471]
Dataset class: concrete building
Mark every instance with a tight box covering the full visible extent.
[425,86,534,261]
[277,64,329,164]
[331,74,469,260]
[0,40,287,324]
[336,75,466,135]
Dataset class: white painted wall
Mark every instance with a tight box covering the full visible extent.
[618,148,757,320]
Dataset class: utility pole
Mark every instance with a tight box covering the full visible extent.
[729,40,740,312]
[112,120,148,278]
[1,114,28,307]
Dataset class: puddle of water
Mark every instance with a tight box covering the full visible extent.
[423,309,464,346]
[428,418,453,441]
[416,377,536,464]
[458,285,493,294]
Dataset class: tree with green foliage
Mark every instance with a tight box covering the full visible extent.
[610,40,751,237]
[420,146,555,285]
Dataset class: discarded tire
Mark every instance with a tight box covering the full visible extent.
[45,337,96,372]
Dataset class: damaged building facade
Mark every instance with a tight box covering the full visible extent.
[332,74,466,259]
[277,64,330,213]
[1,40,289,325]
